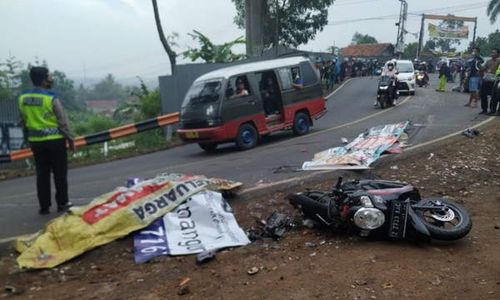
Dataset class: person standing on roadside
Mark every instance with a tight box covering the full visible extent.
[464,47,484,109]
[18,66,75,215]
[479,48,499,115]
[436,62,449,92]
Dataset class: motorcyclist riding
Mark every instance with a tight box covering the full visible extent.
[374,61,399,106]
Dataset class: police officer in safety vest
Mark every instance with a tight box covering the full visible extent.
[18,66,75,215]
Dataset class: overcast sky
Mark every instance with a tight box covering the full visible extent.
[0,0,497,83]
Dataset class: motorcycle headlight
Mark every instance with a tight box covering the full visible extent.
[359,195,374,208]
[372,195,384,205]
[379,86,389,90]
[353,208,385,230]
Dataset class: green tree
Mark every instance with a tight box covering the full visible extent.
[487,0,500,23]
[402,42,418,60]
[351,32,378,45]
[52,70,86,111]
[70,111,118,136]
[0,56,23,91]
[232,0,335,48]
[114,78,161,123]
[88,74,128,101]
[468,30,500,54]
[423,40,436,52]
[183,31,246,63]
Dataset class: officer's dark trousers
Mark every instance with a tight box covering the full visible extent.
[30,139,68,210]
[480,80,494,113]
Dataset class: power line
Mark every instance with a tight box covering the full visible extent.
[328,1,489,26]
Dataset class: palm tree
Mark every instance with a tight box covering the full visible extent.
[487,0,500,23]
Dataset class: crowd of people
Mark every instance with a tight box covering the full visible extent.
[433,48,499,116]
[314,58,383,90]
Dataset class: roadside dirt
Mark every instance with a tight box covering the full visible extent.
[1,120,499,300]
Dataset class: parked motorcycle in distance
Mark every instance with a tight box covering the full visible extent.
[287,177,472,241]
[376,75,395,109]
[416,71,429,87]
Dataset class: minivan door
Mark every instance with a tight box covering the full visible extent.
[277,63,322,121]
[221,74,263,124]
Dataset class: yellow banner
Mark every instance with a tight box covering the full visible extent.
[15,174,211,269]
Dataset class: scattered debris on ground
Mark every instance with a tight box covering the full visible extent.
[1,121,499,299]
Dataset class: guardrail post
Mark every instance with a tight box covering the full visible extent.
[165,126,173,142]
[103,141,109,157]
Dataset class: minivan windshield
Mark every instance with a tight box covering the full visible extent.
[182,79,222,107]
[396,62,414,73]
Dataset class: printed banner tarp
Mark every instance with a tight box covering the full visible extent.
[134,190,250,263]
[428,23,469,40]
[15,174,242,269]
[302,122,409,170]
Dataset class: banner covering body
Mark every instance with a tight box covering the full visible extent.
[15,174,217,269]
[134,190,250,263]
[302,122,409,170]
[428,23,469,39]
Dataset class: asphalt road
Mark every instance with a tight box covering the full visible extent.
[0,75,491,239]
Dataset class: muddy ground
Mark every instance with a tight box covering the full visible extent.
[1,120,499,300]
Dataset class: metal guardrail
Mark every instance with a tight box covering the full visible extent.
[0,112,180,164]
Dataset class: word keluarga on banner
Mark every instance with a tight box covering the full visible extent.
[302,122,409,170]
[134,190,250,263]
[15,174,215,269]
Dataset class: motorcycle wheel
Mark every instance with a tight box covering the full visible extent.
[379,95,386,109]
[414,198,472,241]
[287,192,337,226]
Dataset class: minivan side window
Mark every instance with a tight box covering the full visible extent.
[300,62,318,85]
[278,66,305,91]
[226,75,252,99]
[277,68,293,90]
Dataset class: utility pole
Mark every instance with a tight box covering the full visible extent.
[245,0,265,57]
[416,14,425,60]
[395,0,408,58]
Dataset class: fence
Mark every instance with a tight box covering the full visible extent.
[0,112,179,164]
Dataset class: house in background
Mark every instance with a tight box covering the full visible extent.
[340,43,395,61]
[85,100,119,117]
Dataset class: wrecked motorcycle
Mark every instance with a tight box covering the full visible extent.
[287,177,472,241]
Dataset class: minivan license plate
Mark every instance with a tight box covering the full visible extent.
[185,132,199,139]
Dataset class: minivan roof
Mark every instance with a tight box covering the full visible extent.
[196,56,310,81]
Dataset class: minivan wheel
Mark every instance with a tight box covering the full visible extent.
[198,143,218,152]
[236,123,258,150]
[293,112,310,136]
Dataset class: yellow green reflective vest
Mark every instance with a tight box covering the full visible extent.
[18,89,64,142]
[496,65,500,76]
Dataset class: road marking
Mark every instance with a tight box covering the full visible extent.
[280,95,413,144]
[0,236,17,244]
[144,79,368,173]
[405,116,495,151]
[325,78,353,99]
[75,81,413,179]
[1,116,495,245]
